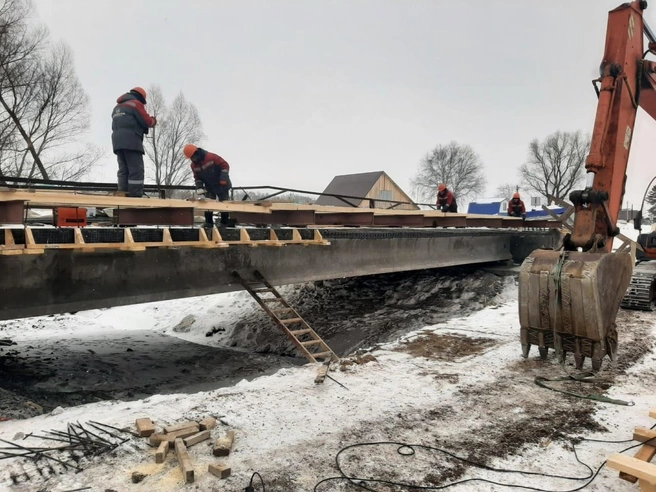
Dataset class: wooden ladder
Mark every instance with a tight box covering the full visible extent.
[234,270,337,363]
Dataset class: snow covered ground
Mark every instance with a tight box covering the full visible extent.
[1,275,655,491]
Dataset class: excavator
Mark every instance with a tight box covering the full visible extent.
[519,0,656,371]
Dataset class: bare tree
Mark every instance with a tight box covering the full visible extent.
[496,183,521,198]
[144,85,205,198]
[0,0,101,181]
[411,141,485,203]
[520,130,590,204]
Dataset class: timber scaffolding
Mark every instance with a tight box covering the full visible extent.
[0,185,565,254]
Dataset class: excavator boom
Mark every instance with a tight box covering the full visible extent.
[519,0,656,371]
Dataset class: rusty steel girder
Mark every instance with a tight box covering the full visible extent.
[518,249,633,371]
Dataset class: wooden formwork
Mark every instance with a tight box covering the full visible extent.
[0,227,329,255]
[608,408,656,491]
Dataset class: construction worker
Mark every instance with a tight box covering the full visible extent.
[436,183,458,213]
[183,144,232,226]
[111,87,157,197]
[508,192,527,219]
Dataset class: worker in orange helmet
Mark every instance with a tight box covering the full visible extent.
[436,183,458,213]
[508,192,527,219]
[183,144,233,227]
[111,87,157,197]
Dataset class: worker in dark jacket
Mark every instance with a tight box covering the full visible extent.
[436,183,458,213]
[183,144,232,226]
[111,87,157,197]
[508,192,527,219]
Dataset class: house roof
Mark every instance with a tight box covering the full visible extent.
[315,171,385,207]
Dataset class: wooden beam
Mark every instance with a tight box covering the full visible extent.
[213,430,235,457]
[163,421,199,434]
[155,440,169,463]
[174,438,195,484]
[607,453,656,484]
[135,417,155,437]
[620,443,656,483]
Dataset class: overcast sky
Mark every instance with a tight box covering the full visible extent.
[31,0,656,207]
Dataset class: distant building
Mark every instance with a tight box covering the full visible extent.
[467,197,566,218]
[315,171,419,211]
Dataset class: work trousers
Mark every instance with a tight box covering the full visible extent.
[204,185,230,226]
[116,150,145,197]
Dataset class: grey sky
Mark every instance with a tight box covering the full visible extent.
[32,0,656,207]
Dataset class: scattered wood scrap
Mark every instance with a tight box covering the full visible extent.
[209,463,231,479]
[213,430,235,457]
[199,416,217,431]
[164,421,199,433]
[135,417,155,437]
[315,360,330,384]
[174,438,195,484]
[132,416,237,483]
[183,430,211,448]
[155,440,169,463]
[149,426,199,446]
[608,407,656,489]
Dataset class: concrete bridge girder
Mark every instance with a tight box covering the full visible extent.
[0,228,561,321]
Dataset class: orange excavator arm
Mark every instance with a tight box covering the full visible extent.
[569,0,656,252]
[518,1,656,372]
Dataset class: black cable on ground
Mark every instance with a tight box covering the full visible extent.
[245,471,266,492]
[313,424,656,492]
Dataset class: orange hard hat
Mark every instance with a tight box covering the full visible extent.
[131,87,147,100]
[183,144,198,159]
[513,192,520,199]
[438,183,446,191]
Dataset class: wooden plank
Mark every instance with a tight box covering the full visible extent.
[149,426,199,446]
[183,430,211,448]
[155,440,169,463]
[607,453,656,484]
[315,362,330,384]
[213,430,235,457]
[135,417,155,437]
[0,190,273,214]
[634,427,656,444]
[649,408,656,419]
[163,421,199,433]
[174,438,195,484]
[620,444,656,483]
[208,463,231,479]
[198,417,217,431]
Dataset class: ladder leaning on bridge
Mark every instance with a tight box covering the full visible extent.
[233,270,337,363]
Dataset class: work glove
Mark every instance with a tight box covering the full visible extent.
[522,213,526,220]
[440,205,448,213]
[196,187,207,199]
[151,116,157,127]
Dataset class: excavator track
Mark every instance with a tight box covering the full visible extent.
[620,272,656,311]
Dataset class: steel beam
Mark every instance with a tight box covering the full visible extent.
[113,207,195,226]
[373,214,425,227]
[0,200,25,224]
[230,210,316,226]
[466,217,504,228]
[423,216,468,228]
[315,212,374,226]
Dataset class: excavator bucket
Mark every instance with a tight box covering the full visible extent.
[518,249,633,371]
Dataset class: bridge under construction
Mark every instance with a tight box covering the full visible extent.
[0,188,563,321]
